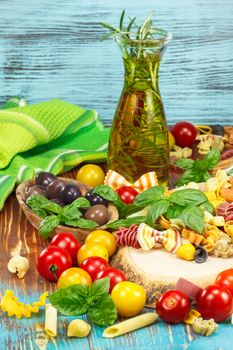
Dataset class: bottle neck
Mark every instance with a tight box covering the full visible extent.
[123,56,161,91]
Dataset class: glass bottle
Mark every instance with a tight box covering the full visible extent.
[107,29,172,184]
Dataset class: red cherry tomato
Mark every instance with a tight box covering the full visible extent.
[50,232,81,266]
[116,186,139,204]
[156,290,191,324]
[197,285,233,322]
[79,256,109,281]
[171,121,197,148]
[37,246,72,282]
[215,269,233,297]
[95,267,127,292]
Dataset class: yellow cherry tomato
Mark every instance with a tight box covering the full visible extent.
[111,281,146,317]
[57,267,92,289]
[85,230,116,257]
[77,242,109,265]
[76,164,105,187]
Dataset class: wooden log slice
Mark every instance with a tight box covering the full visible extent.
[111,246,233,308]
[16,178,118,243]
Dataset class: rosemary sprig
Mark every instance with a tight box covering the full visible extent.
[100,10,155,43]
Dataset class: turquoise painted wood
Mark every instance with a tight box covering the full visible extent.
[0,0,232,125]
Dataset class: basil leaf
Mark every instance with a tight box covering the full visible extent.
[107,216,146,229]
[93,185,119,203]
[39,215,60,238]
[169,189,208,206]
[60,208,82,221]
[60,198,90,221]
[201,201,215,214]
[193,159,208,172]
[176,169,196,186]
[118,203,142,218]
[26,194,48,208]
[134,185,165,207]
[146,200,170,227]
[176,158,194,170]
[65,197,90,210]
[178,206,204,233]
[90,278,110,301]
[204,149,220,169]
[41,201,63,215]
[27,194,62,215]
[165,204,184,219]
[49,285,90,316]
[201,171,212,182]
[64,218,98,229]
[32,208,47,218]
[89,295,117,326]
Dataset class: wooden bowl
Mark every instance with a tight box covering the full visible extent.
[16,178,119,243]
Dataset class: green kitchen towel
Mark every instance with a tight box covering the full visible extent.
[0,99,110,210]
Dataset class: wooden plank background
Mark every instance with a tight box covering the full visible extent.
[0,0,232,125]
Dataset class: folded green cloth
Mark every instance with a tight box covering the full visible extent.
[0,99,110,210]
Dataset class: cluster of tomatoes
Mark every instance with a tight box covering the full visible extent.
[156,269,233,324]
[37,230,146,317]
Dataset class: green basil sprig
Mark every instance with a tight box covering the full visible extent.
[106,187,212,233]
[26,195,97,239]
[49,278,117,327]
[175,149,220,186]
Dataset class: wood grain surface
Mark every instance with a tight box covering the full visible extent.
[0,166,232,350]
[0,0,233,125]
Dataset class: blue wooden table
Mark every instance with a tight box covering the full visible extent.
[1,177,233,350]
[0,1,233,349]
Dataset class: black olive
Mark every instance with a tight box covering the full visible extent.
[209,125,224,136]
[194,246,208,263]
[36,172,57,187]
[25,185,47,200]
[85,189,108,207]
[60,183,82,204]
[46,179,65,199]
[50,198,65,207]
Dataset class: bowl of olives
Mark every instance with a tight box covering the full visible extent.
[16,172,118,243]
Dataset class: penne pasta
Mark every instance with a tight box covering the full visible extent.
[44,304,57,337]
[102,313,158,338]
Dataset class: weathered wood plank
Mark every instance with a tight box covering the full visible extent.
[0,0,232,124]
